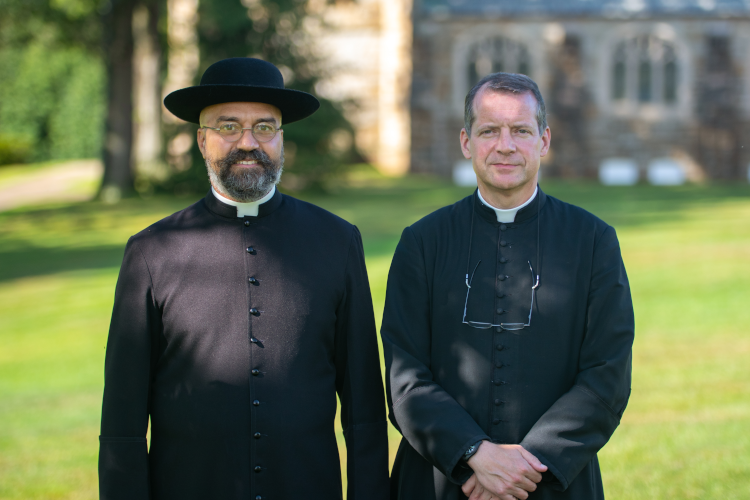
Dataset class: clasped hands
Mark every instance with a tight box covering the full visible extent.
[462,442,548,500]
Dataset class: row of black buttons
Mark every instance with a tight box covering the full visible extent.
[244,227,264,498]
[494,225,511,427]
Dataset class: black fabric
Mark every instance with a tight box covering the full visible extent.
[163,58,320,124]
[381,188,634,500]
[99,189,389,500]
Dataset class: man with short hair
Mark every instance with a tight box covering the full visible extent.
[99,57,389,500]
[382,72,634,500]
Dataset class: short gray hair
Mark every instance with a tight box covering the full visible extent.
[464,72,548,135]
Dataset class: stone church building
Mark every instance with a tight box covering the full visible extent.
[408,0,750,181]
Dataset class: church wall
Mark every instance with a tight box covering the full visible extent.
[411,15,750,180]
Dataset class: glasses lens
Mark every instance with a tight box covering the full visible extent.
[253,123,277,142]
[218,123,242,141]
[466,321,493,329]
[499,323,525,331]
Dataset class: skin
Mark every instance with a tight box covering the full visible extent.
[463,442,548,500]
[197,101,284,202]
[460,87,551,210]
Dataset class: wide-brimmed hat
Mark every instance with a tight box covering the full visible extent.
[163,57,320,125]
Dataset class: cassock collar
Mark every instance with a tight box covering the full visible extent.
[473,185,547,225]
[203,186,283,219]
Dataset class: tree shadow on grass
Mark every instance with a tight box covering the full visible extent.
[0,245,126,283]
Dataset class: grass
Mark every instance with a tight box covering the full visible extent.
[1,170,749,498]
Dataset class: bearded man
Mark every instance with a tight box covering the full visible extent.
[99,58,389,500]
[382,72,634,500]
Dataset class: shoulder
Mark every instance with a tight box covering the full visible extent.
[280,193,355,231]
[407,194,473,237]
[128,198,208,247]
[543,193,612,232]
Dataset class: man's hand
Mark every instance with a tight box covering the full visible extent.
[464,442,547,500]
[462,474,499,500]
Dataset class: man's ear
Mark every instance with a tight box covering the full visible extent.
[197,128,207,158]
[460,128,472,160]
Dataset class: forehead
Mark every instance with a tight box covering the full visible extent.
[200,101,282,124]
[472,88,538,124]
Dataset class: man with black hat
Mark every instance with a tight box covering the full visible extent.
[99,58,389,500]
[381,72,634,500]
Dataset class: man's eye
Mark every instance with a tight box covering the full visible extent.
[220,123,240,132]
[479,129,496,136]
[255,123,274,133]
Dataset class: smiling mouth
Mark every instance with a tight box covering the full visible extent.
[233,160,258,167]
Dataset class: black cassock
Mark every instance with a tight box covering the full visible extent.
[99,189,389,500]
[382,188,634,500]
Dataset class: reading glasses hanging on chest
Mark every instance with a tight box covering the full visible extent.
[461,192,541,331]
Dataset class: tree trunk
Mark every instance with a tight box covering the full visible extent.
[100,0,137,202]
[133,0,164,187]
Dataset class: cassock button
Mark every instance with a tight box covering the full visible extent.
[254,465,262,473]
[500,240,507,247]
[495,361,504,368]
[253,400,260,406]
[247,246,257,254]
[256,496,263,500]
[254,432,262,439]
[496,344,505,351]
[250,337,259,344]
[250,308,260,316]
[496,308,505,315]
[492,418,501,425]
[495,326,503,333]
[498,275,506,281]
[496,290,505,298]
[494,399,504,406]
[492,380,506,386]
[500,224,507,231]
[244,221,250,227]
[251,369,260,376]
[499,257,508,264]
[249,277,258,285]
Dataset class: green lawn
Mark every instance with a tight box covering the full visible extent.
[1,172,749,499]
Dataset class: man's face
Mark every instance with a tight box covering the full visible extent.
[197,101,284,202]
[460,88,550,202]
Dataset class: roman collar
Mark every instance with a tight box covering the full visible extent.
[203,186,284,219]
[473,186,547,225]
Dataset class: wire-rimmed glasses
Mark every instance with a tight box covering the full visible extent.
[462,260,540,331]
[201,122,280,143]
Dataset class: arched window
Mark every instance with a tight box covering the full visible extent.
[467,37,530,87]
[611,35,678,106]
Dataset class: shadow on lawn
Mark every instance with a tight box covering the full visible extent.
[0,180,748,283]
[0,245,126,282]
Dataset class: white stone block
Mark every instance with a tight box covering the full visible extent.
[647,158,687,186]
[599,158,639,186]
[453,160,477,186]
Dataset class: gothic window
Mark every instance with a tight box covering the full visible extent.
[467,37,531,87]
[611,35,678,106]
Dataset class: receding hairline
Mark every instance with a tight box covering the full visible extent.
[471,84,540,125]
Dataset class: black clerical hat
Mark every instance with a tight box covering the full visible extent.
[163,57,320,125]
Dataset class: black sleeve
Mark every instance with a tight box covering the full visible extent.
[335,227,390,500]
[381,227,490,484]
[520,226,634,490]
[99,238,158,500]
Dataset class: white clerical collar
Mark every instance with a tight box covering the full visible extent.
[211,185,276,217]
[477,186,538,223]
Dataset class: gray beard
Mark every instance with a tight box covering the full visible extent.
[206,146,284,202]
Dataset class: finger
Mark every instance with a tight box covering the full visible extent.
[519,448,548,473]
[462,475,477,496]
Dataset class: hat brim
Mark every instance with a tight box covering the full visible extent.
[163,84,320,125]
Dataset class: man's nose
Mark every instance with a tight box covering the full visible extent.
[235,128,260,150]
[495,129,516,154]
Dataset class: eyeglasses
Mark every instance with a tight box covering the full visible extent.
[201,122,280,143]
[462,260,540,330]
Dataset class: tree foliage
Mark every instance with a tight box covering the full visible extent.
[0,0,106,165]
